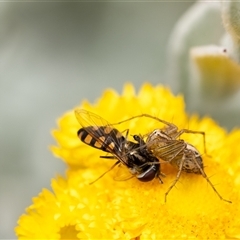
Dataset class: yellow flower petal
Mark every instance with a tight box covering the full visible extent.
[16,164,239,239]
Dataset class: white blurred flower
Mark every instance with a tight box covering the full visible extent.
[168,1,240,129]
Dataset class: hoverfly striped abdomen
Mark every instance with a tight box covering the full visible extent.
[77,126,125,153]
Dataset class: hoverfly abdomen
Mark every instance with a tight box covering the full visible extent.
[77,126,125,153]
[78,127,97,147]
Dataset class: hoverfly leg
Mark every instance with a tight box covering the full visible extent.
[121,128,130,139]
[89,160,120,185]
[100,155,116,159]
[154,169,165,184]
[158,175,164,184]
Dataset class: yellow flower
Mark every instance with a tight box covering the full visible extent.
[16,83,240,239]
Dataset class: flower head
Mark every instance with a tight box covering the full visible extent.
[16,83,240,239]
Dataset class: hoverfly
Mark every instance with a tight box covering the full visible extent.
[75,109,164,184]
[114,114,231,203]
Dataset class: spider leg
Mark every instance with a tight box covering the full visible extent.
[164,153,185,203]
[191,154,231,203]
[174,129,207,154]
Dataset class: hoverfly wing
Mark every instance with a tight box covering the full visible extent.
[75,109,126,157]
[75,109,109,128]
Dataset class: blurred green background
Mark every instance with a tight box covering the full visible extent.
[0,2,195,238]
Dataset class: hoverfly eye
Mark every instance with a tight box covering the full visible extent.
[137,166,156,182]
